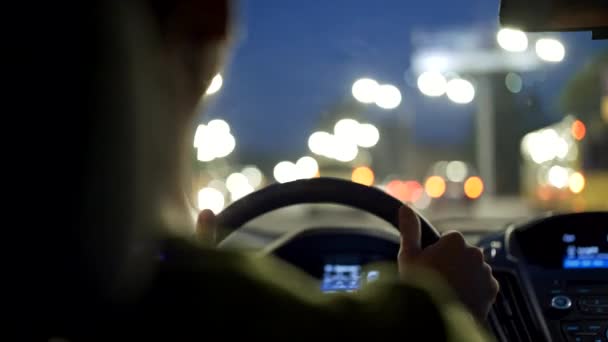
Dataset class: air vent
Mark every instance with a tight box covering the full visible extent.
[490,270,545,342]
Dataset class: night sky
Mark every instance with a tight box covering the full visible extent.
[202,0,604,164]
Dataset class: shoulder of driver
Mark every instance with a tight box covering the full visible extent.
[138,237,492,341]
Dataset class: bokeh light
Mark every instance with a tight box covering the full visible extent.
[463,176,484,199]
[273,161,298,183]
[207,119,230,134]
[357,123,380,148]
[413,192,432,210]
[548,165,569,189]
[351,166,375,186]
[535,38,565,62]
[522,129,571,164]
[425,176,447,198]
[205,74,223,95]
[226,173,249,193]
[446,78,475,104]
[242,166,263,188]
[375,84,402,109]
[296,156,319,179]
[308,131,332,156]
[334,119,360,144]
[197,187,225,214]
[446,161,468,183]
[568,172,585,194]
[194,121,236,161]
[496,28,528,52]
[505,72,523,93]
[571,120,586,141]
[352,78,379,104]
[417,71,447,97]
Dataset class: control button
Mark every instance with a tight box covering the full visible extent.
[552,295,573,310]
[563,323,582,334]
[568,336,597,342]
[585,323,602,333]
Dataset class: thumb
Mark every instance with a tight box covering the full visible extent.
[196,209,217,245]
[398,205,422,260]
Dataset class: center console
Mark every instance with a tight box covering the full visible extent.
[481,212,608,342]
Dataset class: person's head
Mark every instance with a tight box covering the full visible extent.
[146,0,232,121]
[53,0,234,301]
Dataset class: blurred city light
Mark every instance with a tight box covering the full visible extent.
[230,183,255,202]
[351,166,375,186]
[226,171,255,201]
[446,161,468,182]
[571,120,586,141]
[375,84,402,110]
[432,161,449,176]
[505,72,523,93]
[197,187,225,214]
[334,119,360,144]
[352,78,379,104]
[197,146,216,162]
[273,161,298,183]
[386,180,425,204]
[357,123,380,148]
[386,180,407,202]
[425,176,447,198]
[213,133,236,158]
[194,121,236,161]
[463,176,484,199]
[535,38,565,62]
[568,172,585,194]
[522,129,571,164]
[548,165,569,189]
[207,119,230,134]
[446,78,475,104]
[205,74,223,95]
[405,181,424,202]
[226,173,249,193]
[308,131,332,156]
[242,166,263,188]
[496,28,528,52]
[333,138,359,162]
[417,71,447,97]
[296,156,319,179]
[413,192,432,210]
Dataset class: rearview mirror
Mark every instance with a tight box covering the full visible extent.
[500,0,607,36]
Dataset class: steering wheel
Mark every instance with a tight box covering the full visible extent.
[216,177,441,248]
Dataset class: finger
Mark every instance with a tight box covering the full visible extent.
[196,209,217,245]
[397,205,422,260]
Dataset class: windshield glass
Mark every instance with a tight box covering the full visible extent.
[192,0,608,222]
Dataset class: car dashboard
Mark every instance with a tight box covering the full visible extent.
[259,212,608,342]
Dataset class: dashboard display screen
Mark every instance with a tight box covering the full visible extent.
[562,233,608,269]
[514,215,608,269]
[321,264,380,293]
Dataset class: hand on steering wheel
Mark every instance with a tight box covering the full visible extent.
[197,200,498,321]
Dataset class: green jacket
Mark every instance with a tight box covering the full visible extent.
[125,237,493,340]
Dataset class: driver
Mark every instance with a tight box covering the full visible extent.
[54,0,499,339]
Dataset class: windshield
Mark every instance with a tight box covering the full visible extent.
[192,0,608,222]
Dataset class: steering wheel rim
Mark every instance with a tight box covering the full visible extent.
[216,177,441,247]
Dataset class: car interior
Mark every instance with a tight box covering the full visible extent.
[33,0,607,341]
[194,1,607,341]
